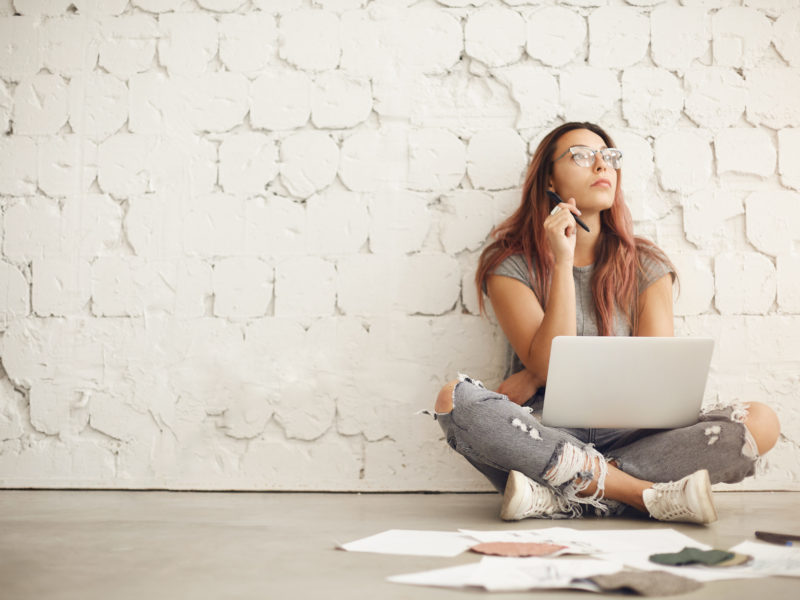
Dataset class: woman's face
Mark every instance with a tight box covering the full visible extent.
[548,128,617,214]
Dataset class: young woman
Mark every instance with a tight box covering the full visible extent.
[433,122,780,523]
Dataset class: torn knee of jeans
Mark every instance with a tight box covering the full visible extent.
[542,441,608,512]
[510,417,542,441]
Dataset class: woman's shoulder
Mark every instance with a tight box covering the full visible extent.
[492,253,535,286]
[636,241,676,291]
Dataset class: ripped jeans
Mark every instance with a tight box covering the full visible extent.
[435,375,758,516]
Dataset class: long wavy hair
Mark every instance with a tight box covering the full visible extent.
[475,122,674,336]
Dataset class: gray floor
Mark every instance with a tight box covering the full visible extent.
[0,490,798,599]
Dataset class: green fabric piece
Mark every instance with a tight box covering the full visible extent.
[589,570,703,596]
[649,546,735,566]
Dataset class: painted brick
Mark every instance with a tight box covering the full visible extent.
[608,129,653,220]
[306,189,368,256]
[197,0,246,10]
[280,130,340,199]
[32,258,91,316]
[313,0,366,10]
[651,7,709,70]
[337,253,460,315]
[40,16,99,76]
[588,7,649,68]
[84,258,215,318]
[182,73,249,133]
[715,128,775,176]
[244,195,308,258]
[219,132,279,195]
[654,130,713,194]
[493,65,559,129]
[97,133,158,198]
[213,257,273,318]
[68,73,128,142]
[250,69,311,131]
[38,135,99,197]
[279,9,340,71]
[97,15,160,80]
[219,13,277,73]
[684,68,747,130]
[274,256,336,317]
[712,7,772,68]
[777,254,800,313]
[746,68,800,129]
[559,66,620,123]
[29,382,88,436]
[526,7,585,67]
[14,75,69,135]
[670,253,714,316]
[745,191,800,257]
[0,377,24,440]
[622,68,683,132]
[252,0,302,13]
[131,0,183,11]
[774,9,800,67]
[340,8,461,78]
[13,0,72,15]
[157,13,217,76]
[407,128,466,192]
[0,136,37,195]
[339,127,408,192]
[778,128,800,191]
[460,252,481,315]
[310,71,372,129]
[0,80,10,133]
[183,194,246,258]
[0,261,29,326]
[467,128,527,191]
[438,189,494,256]
[714,252,776,315]
[681,190,745,250]
[367,190,431,255]
[465,7,526,67]
[72,0,128,14]
[0,17,41,80]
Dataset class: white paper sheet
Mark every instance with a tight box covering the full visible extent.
[389,556,623,592]
[726,540,800,577]
[338,529,477,557]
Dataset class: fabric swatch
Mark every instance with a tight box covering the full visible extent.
[588,570,703,596]
[650,546,734,566]
[469,541,567,557]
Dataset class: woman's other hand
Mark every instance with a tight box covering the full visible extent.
[497,369,540,406]
[544,197,581,264]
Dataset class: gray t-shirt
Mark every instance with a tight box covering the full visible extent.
[492,252,674,378]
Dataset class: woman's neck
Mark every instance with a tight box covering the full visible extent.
[574,213,603,267]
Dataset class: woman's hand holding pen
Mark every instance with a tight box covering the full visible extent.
[544,195,582,265]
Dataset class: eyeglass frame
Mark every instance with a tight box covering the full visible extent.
[553,145,623,169]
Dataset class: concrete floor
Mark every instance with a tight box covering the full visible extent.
[0,490,798,600]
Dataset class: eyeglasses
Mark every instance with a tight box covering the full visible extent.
[554,146,623,169]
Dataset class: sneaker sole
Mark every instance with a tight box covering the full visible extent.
[500,470,526,521]
[687,469,718,524]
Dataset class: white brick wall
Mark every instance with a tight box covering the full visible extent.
[0,2,798,492]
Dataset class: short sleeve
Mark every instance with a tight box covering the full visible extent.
[487,254,536,296]
[638,249,675,294]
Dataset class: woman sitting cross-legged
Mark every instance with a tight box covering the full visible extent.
[433,122,780,524]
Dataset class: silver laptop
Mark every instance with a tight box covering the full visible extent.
[541,336,714,429]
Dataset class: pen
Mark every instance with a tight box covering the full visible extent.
[755,531,800,546]
[547,190,591,233]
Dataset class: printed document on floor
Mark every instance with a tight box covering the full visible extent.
[338,529,476,557]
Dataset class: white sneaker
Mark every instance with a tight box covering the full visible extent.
[500,470,572,521]
[642,469,718,524]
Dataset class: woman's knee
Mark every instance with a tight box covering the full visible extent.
[744,402,780,455]
[435,380,459,414]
